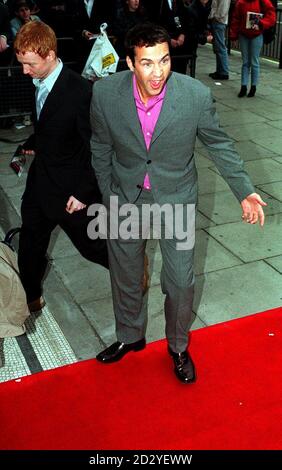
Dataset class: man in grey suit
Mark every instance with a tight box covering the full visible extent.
[90,23,266,384]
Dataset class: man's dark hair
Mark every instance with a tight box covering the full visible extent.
[125,22,171,64]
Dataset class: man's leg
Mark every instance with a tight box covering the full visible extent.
[158,205,196,384]
[59,208,109,269]
[18,197,55,304]
[211,22,229,76]
[159,237,195,354]
[107,237,147,343]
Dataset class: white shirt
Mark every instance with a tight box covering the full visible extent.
[167,0,173,10]
[84,0,95,18]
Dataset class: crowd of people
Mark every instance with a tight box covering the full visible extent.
[1,0,214,71]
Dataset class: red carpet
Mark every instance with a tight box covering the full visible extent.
[0,307,282,450]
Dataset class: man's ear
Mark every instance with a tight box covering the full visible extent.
[126,55,134,72]
[47,50,56,61]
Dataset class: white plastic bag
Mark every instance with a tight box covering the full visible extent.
[81,23,119,80]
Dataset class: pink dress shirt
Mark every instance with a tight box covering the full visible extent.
[133,75,167,190]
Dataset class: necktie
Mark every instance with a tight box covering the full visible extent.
[35,81,48,119]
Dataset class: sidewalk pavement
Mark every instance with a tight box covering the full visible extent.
[0,45,281,382]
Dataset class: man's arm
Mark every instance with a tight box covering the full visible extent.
[90,84,114,197]
[197,87,266,225]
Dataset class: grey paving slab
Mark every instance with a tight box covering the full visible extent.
[263,120,282,130]
[225,122,282,142]
[198,167,230,194]
[206,214,282,262]
[194,229,243,274]
[272,156,282,165]
[49,226,80,259]
[243,159,282,185]
[257,182,282,202]
[218,110,267,128]
[234,141,280,161]
[265,255,282,274]
[194,261,282,325]
[261,94,282,106]
[198,190,282,225]
[196,211,215,229]
[147,230,242,283]
[43,268,104,359]
[82,284,206,347]
[53,253,111,304]
[254,136,282,154]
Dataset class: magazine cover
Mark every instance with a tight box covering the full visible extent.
[246,11,264,29]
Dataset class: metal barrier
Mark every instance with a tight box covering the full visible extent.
[0,65,33,119]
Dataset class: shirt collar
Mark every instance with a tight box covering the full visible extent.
[33,58,63,92]
[133,74,167,108]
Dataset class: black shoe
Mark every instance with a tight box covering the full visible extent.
[247,85,256,97]
[238,85,247,98]
[168,346,196,384]
[209,72,229,80]
[96,338,146,363]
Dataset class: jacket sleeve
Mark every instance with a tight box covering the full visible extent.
[260,0,276,30]
[73,79,99,204]
[229,2,240,40]
[90,83,114,197]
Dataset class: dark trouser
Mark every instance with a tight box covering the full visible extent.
[18,197,108,303]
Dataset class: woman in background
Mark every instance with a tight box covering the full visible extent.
[230,0,276,97]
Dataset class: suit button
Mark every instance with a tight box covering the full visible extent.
[147,160,152,164]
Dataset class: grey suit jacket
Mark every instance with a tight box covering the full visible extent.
[90,70,254,207]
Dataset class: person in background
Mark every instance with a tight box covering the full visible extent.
[183,0,213,54]
[230,0,276,97]
[113,0,148,59]
[10,0,40,38]
[143,0,191,74]
[90,22,266,384]
[14,21,109,313]
[208,0,231,80]
[71,0,116,72]
[0,1,12,65]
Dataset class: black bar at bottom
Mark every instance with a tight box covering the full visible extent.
[0,450,282,466]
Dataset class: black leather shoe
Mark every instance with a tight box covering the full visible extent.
[209,72,229,80]
[96,338,146,363]
[168,347,196,384]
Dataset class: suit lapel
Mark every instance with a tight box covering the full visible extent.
[150,73,179,146]
[118,72,147,151]
[118,72,180,150]
[37,67,67,125]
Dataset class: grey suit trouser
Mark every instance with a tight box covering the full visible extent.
[106,190,195,353]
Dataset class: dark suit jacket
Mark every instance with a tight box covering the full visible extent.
[24,65,100,217]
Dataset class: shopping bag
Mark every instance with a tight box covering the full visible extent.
[81,23,119,80]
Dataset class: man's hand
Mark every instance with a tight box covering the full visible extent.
[66,196,86,214]
[21,149,35,156]
[241,193,267,226]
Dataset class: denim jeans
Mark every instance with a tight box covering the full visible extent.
[211,22,229,75]
[239,34,263,86]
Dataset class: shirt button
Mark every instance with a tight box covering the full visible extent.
[147,112,151,116]
[146,132,150,136]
